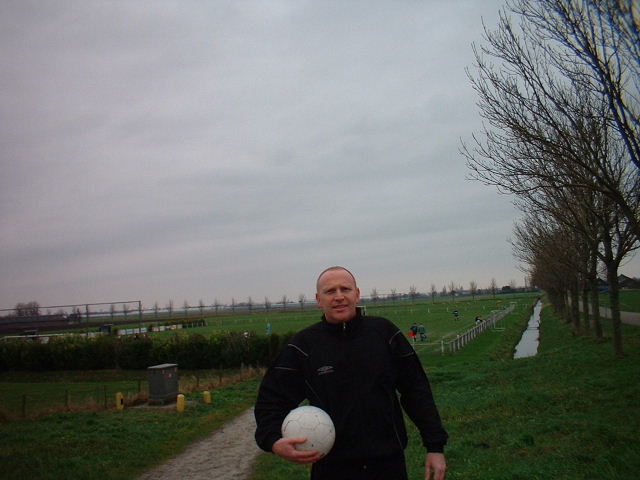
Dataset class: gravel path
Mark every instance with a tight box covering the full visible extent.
[137,407,260,480]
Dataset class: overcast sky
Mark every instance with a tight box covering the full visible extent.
[2,1,637,311]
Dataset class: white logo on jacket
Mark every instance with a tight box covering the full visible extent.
[317,365,334,375]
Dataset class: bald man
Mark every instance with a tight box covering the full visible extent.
[255,266,448,480]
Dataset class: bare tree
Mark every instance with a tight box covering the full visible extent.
[462,0,639,354]
[247,296,253,313]
[489,278,498,299]
[469,281,478,301]
[462,0,640,240]
[298,294,306,311]
[409,285,418,304]
[370,288,379,303]
[389,289,398,303]
[14,301,40,317]
[281,295,288,311]
[448,281,457,302]
[515,0,640,171]
[264,297,271,311]
[430,284,437,303]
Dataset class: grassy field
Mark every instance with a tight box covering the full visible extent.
[251,300,640,480]
[0,294,535,418]
[61,292,537,337]
[599,289,640,312]
[1,292,638,479]
[0,374,261,480]
[0,368,254,420]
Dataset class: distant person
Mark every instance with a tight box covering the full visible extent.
[410,323,418,343]
[266,322,272,335]
[254,266,448,480]
[418,323,427,342]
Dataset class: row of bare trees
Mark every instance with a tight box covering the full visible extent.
[149,279,517,318]
[369,278,516,304]
[462,0,639,355]
[150,294,310,317]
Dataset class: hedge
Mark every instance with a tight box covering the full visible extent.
[0,331,293,371]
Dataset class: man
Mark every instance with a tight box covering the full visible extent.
[418,323,427,342]
[410,323,418,342]
[255,266,448,479]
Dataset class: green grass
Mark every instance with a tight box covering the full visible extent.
[0,368,250,419]
[3,292,638,479]
[49,293,537,338]
[131,295,538,354]
[408,307,640,480]
[0,378,261,480]
[251,301,640,480]
[598,289,640,312]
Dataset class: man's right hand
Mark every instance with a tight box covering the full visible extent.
[272,437,323,464]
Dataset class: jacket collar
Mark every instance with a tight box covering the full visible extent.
[321,309,363,334]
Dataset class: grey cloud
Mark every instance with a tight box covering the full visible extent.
[7,0,632,308]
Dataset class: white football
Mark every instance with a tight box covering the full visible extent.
[281,405,336,457]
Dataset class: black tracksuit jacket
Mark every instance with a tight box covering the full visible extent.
[254,313,448,465]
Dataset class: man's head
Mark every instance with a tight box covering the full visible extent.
[315,266,361,324]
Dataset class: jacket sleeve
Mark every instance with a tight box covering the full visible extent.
[390,330,449,453]
[254,343,307,453]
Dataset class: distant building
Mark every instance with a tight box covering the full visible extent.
[618,274,640,289]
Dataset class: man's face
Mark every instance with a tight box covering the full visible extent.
[315,269,361,324]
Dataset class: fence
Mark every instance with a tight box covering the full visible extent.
[440,303,516,354]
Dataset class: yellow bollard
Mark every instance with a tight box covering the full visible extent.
[115,392,124,410]
[176,394,185,412]
[203,390,211,404]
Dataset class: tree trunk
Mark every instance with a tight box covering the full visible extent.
[569,285,581,333]
[581,286,590,334]
[606,266,624,356]
[603,234,624,356]
[589,276,603,338]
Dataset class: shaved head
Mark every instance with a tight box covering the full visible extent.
[316,266,357,293]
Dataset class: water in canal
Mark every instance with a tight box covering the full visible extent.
[513,301,542,359]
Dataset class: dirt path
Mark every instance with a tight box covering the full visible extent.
[137,407,260,480]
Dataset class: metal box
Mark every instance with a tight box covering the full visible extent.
[147,363,178,405]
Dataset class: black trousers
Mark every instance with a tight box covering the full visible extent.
[310,453,408,480]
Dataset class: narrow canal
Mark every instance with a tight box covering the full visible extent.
[513,300,542,359]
